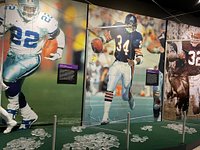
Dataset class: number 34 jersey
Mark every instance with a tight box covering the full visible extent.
[109,22,143,62]
[0,5,59,55]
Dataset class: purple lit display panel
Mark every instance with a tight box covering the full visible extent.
[57,64,78,84]
[146,69,159,86]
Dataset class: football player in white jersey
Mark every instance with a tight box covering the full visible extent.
[0,0,65,130]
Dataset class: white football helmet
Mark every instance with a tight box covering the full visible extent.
[18,0,39,21]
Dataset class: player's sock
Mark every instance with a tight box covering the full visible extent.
[127,92,135,110]
[7,94,19,119]
[19,104,38,129]
[7,109,18,120]
[102,101,111,121]
[128,98,135,110]
[99,81,103,92]
[101,91,113,125]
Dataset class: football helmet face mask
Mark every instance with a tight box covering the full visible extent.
[167,42,177,54]
[125,14,137,33]
[190,32,200,47]
[18,0,39,21]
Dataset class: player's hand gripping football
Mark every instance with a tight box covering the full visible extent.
[127,59,136,67]
[91,38,103,53]
[45,48,63,61]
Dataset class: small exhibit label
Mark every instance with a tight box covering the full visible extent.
[57,64,78,84]
[145,69,159,86]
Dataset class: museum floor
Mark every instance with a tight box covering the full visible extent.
[1,120,200,150]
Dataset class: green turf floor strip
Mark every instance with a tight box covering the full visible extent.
[1,121,200,150]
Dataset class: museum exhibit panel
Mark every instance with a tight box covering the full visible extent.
[0,0,200,149]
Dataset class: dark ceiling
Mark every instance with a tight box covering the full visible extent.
[74,0,200,27]
[143,0,200,17]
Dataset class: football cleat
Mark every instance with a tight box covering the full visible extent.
[101,120,109,125]
[19,108,38,130]
[19,104,38,129]
[128,97,135,110]
[19,118,38,130]
[3,120,17,134]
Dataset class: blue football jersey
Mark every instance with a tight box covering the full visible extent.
[110,22,143,62]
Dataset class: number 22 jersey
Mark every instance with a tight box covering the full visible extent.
[0,5,59,55]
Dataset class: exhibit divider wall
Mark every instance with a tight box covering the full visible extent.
[0,0,87,125]
[82,4,167,125]
[163,21,200,124]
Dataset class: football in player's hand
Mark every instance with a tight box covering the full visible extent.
[42,39,58,57]
[91,38,103,53]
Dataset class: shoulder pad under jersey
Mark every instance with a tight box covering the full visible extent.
[0,5,18,18]
[38,12,58,34]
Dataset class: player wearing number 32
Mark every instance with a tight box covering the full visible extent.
[91,14,143,125]
[0,0,65,130]
[181,33,200,114]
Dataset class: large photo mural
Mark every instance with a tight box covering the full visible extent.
[0,0,87,128]
[83,4,167,125]
[163,21,200,122]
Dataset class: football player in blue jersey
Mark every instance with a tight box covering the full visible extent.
[0,0,65,129]
[92,14,143,125]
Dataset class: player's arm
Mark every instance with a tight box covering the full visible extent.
[45,20,65,61]
[91,30,113,53]
[128,33,143,66]
[147,39,164,54]
[134,47,143,65]
[167,42,186,62]
[0,6,8,37]
[100,30,112,43]
[127,48,143,66]
[128,48,143,66]
[179,43,189,60]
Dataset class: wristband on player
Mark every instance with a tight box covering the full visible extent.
[99,36,106,44]
[133,59,138,65]
[56,47,63,57]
